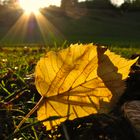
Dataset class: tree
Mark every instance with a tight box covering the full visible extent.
[121,0,140,11]
[61,0,78,10]
[81,0,114,9]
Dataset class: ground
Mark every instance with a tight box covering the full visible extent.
[0,46,140,139]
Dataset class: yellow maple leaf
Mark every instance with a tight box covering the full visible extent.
[14,44,137,132]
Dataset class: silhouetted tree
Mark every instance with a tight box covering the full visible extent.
[80,0,114,9]
[121,0,140,11]
[61,0,78,10]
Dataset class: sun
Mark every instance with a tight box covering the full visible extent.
[19,0,48,15]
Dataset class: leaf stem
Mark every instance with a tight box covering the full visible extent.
[14,96,45,133]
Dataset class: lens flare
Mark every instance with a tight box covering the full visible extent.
[2,0,64,44]
[19,0,47,15]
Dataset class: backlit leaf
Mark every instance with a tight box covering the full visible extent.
[35,44,137,130]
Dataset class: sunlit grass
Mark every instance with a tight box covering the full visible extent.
[1,8,140,46]
[109,46,140,58]
[0,46,46,139]
[0,44,139,139]
[0,46,44,76]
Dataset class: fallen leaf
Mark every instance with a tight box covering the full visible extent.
[35,44,137,129]
[123,100,140,139]
[14,44,138,133]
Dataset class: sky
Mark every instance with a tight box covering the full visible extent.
[0,0,125,7]
[49,0,125,6]
[46,0,125,7]
[110,0,124,6]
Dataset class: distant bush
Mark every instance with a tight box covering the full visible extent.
[121,0,140,11]
[78,0,116,10]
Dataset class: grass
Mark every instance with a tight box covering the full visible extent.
[0,44,140,139]
[0,46,44,139]
[109,46,140,58]
[0,8,140,47]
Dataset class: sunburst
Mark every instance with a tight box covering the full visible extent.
[19,0,47,15]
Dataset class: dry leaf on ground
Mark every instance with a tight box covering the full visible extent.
[35,44,137,130]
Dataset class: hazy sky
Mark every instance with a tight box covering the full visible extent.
[54,0,125,6]
[110,0,124,6]
[1,0,125,7]
[46,0,125,7]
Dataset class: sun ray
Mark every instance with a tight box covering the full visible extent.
[1,0,65,44]
[33,11,65,44]
[1,13,30,44]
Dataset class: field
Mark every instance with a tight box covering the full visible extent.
[0,8,140,47]
[0,7,140,140]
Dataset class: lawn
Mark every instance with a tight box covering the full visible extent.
[0,8,140,47]
[0,46,44,139]
[0,44,140,139]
